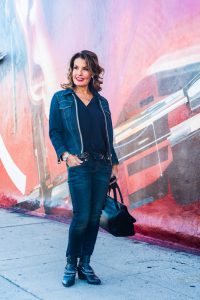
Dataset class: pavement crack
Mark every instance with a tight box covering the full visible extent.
[0,222,51,229]
[0,274,43,300]
[0,253,53,262]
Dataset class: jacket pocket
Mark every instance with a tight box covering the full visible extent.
[58,100,73,119]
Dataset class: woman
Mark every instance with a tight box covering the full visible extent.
[49,50,119,287]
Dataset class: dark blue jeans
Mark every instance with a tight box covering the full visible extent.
[66,158,112,257]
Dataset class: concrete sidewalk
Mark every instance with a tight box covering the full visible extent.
[0,209,199,300]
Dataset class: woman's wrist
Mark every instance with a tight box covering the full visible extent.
[62,152,70,162]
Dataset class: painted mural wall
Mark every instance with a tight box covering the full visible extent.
[1,0,200,248]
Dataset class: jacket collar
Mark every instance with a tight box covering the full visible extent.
[61,88,74,96]
[61,87,102,100]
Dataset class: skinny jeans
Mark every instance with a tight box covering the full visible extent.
[66,157,112,257]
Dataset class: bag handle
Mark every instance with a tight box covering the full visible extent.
[108,181,124,205]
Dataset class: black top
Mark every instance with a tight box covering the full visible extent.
[75,94,107,156]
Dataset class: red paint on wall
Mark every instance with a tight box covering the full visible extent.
[1,0,200,251]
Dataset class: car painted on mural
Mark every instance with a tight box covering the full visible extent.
[114,57,200,209]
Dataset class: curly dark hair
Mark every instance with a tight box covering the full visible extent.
[61,50,104,91]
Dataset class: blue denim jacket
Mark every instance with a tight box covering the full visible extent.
[49,88,119,165]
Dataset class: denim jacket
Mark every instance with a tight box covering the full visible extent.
[49,88,119,165]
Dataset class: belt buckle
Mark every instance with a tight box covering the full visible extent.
[99,154,103,160]
[94,153,105,160]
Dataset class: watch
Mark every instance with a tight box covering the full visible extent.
[62,152,70,162]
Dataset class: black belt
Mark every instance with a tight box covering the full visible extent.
[76,152,108,161]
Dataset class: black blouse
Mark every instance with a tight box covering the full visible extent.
[75,94,107,156]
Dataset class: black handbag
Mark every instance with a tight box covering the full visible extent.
[100,180,136,237]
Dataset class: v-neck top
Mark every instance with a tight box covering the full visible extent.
[75,94,107,156]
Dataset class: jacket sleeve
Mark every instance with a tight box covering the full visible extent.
[111,146,119,165]
[49,93,67,162]
[106,99,119,166]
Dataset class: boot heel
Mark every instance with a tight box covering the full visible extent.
[78,269,86,280]
[78,256,101,285]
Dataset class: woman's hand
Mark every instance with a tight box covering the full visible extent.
[66,154,83,167]
[111,164,119,181]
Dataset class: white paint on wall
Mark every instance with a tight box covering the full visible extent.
[0,135,26,194]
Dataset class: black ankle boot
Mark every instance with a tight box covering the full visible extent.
[78,255,101,285]
[62,256,77,287]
